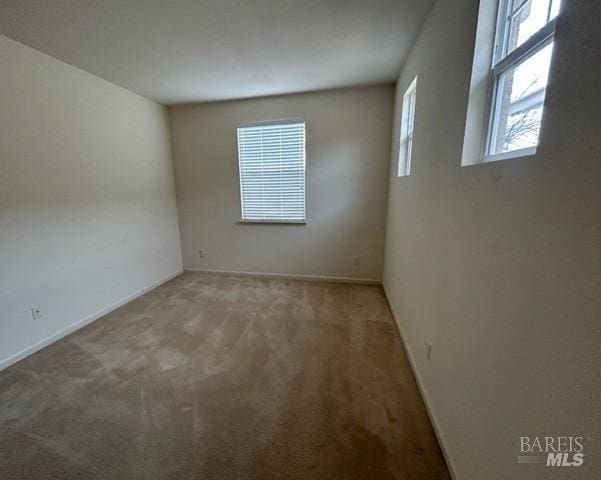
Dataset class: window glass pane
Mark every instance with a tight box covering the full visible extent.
[549,0,561,18]
[489,41,553,155]
[505,0,561,55]
[407,91,416,135]
[398,77,417,177]
[406,136,413,173]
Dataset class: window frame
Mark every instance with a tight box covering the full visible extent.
[236,118,307,225]
[398,76,418,177]
[483,0,560,163]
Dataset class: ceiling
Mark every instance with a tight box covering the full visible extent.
[0,0,434,105]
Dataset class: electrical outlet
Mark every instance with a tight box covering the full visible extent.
[425,340,432,361]
[352,256,359,266]
[31,307,42,320]
[198,249,205,258]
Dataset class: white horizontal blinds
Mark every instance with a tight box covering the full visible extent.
[238,121,306,221]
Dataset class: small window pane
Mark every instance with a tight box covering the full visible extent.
[407,91,416,135]
[489,41,553,155]
[548,0,561,18]
[398,77,417,177]
[505,0,561,56]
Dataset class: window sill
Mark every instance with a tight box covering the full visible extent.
[483,146,537,163]
[238,219,307,225]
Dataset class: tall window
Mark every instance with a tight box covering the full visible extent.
[486,0,561,160]
[237,120,306,223]
[398,77,417,177]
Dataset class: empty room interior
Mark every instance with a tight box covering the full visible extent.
[1,1,599,479]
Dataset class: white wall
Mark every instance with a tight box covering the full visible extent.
[383,0,600,479]
[0,35,183,368]
[169,86,393,282]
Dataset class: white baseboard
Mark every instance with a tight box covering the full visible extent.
[0,269,183,372]
[382,283,457,480]
[184,267,381,285]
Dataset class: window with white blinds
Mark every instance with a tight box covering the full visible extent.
[237,120,306,222]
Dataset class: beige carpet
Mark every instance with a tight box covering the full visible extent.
[0,272,449,479]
